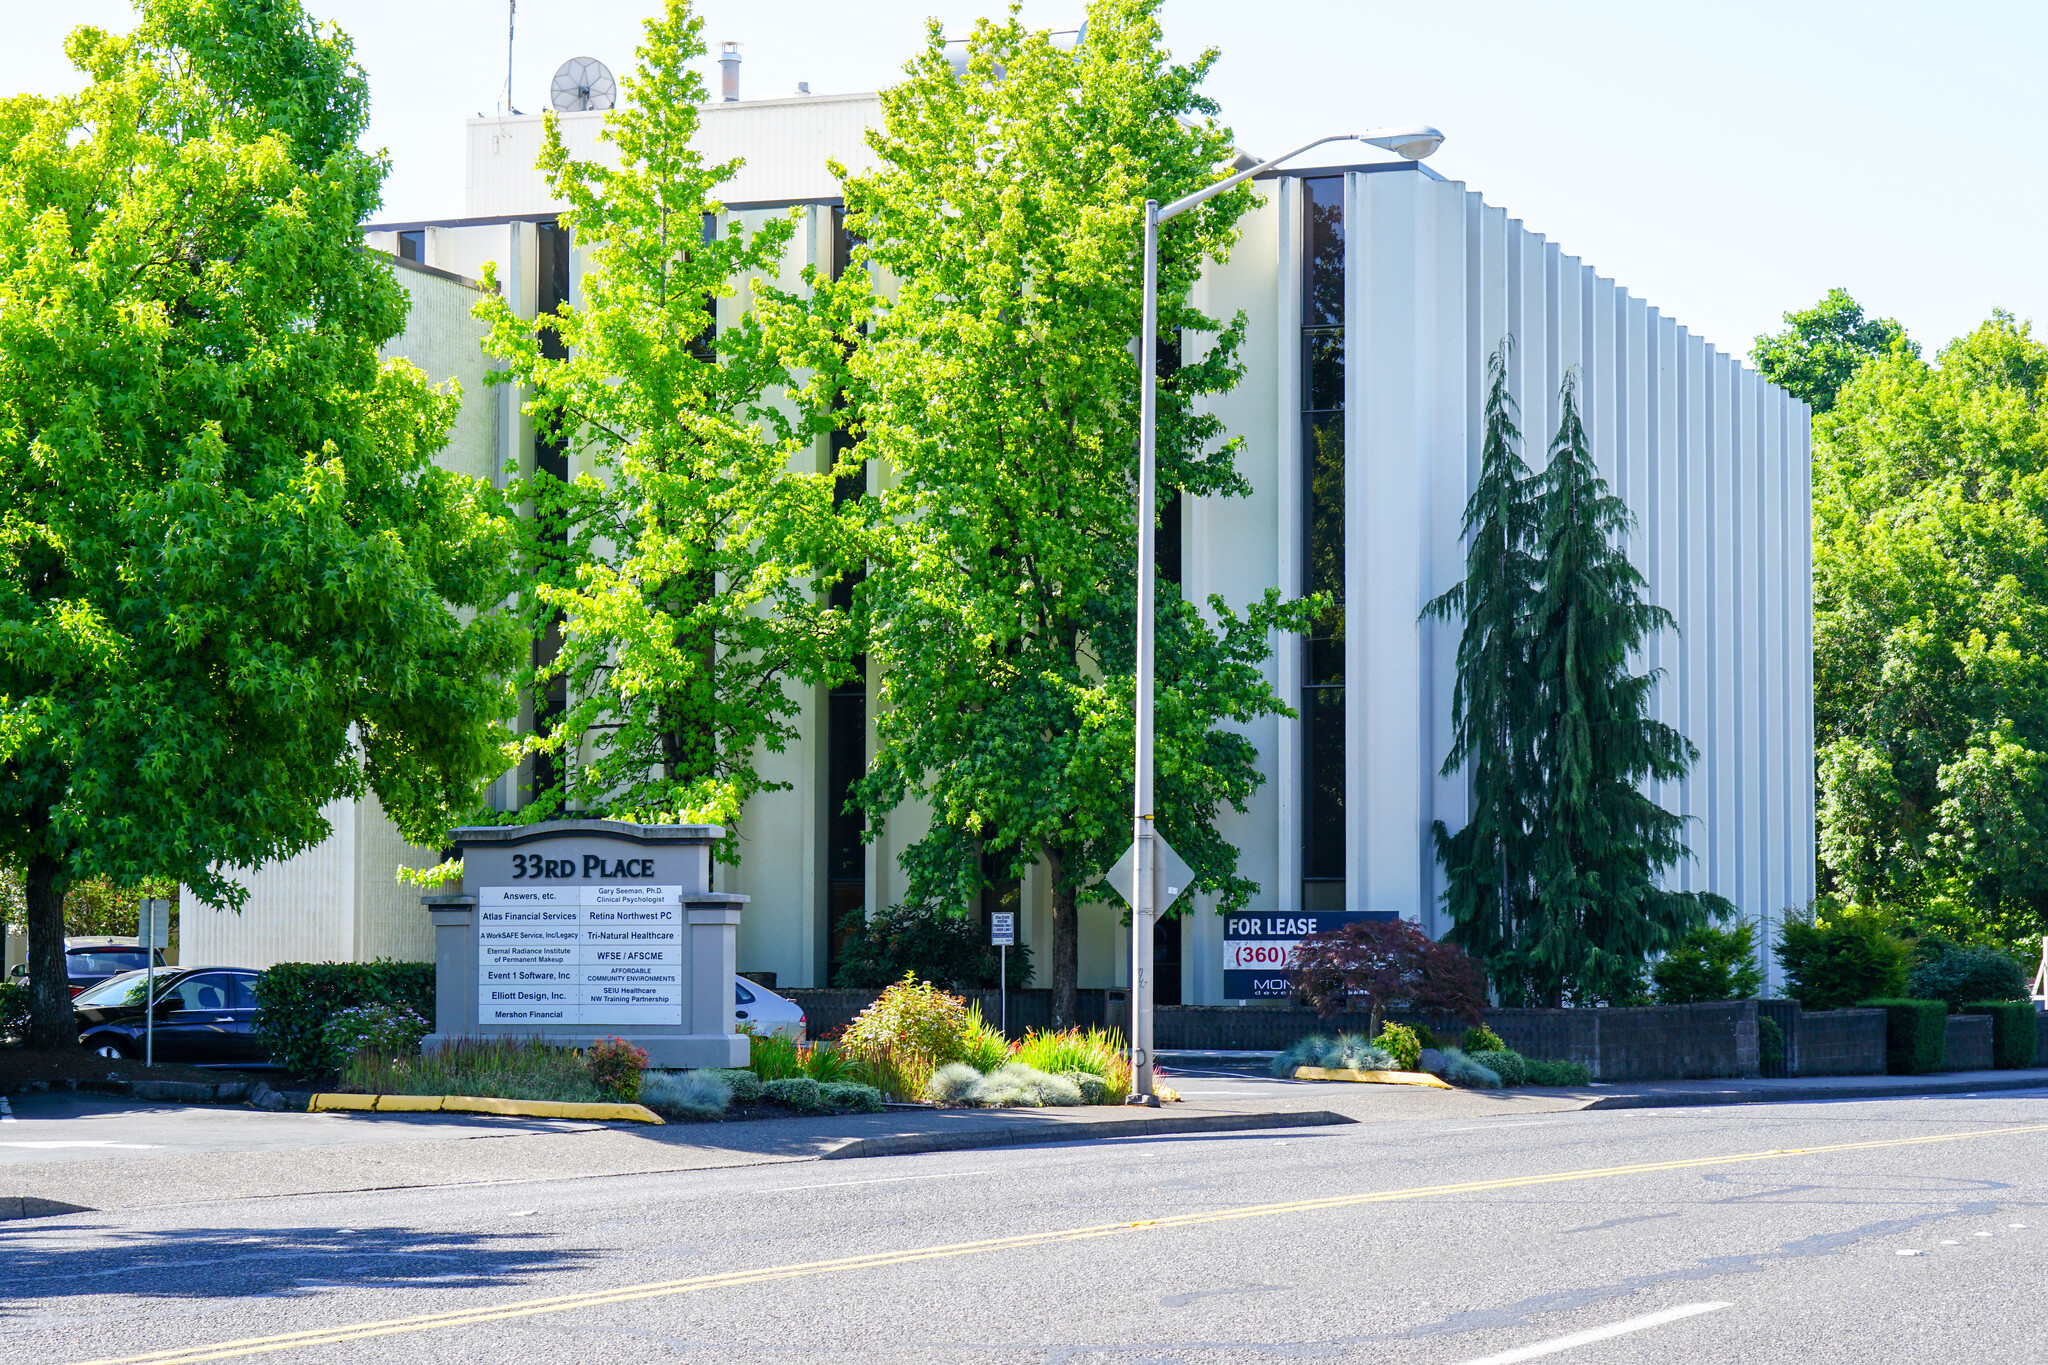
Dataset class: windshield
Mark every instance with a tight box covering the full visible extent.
[71,970,163,1009]
[67,950,157,976]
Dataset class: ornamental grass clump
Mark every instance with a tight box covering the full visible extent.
[959,1005,1013,1074]
[746,1028,806,1081]
[926,1062,982,1105]
[640,1069,732,1119]
[1010,1026,1131,1101]
[839,974,975,1099]
[797,1041,856,1083]
[1272,1034,1332,1078]
[1323,1034,1396,1071]
[969,1064,1081,1108]
[1438,1047,1502,1088]
[342,1037,612,1104]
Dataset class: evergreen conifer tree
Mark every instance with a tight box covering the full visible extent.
[1520,371,1726,1004]
[1424,340,1542,994]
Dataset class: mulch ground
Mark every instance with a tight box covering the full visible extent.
[0,1046,270,1090]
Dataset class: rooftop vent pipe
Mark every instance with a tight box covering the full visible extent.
[719,42,740,102]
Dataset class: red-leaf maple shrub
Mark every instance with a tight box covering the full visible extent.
[1290,920,1488,1026]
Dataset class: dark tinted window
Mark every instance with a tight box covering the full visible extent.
[66,951,151,976]
[168,973,232,1012]
[227,974,259,1009]
[397,229,424,261]
[735,982,755,1005]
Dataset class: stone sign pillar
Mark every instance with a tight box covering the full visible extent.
[421,819,747,1068]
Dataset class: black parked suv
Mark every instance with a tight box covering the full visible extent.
[73,967,271,1067]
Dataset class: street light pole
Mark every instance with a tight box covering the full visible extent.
[1129,125,1444,1102]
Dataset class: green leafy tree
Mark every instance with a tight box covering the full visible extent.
[474,0,850,838]
[1520,372,1726,1005]
[1752,287,1916,412]
[830,902,1031,991]
[1907,941,2029,1011]
[1776,912,1909,1010]
[1812,314,2048,948]
[1651,920,1765,1004]
[1425,339,1542,983]
[783,1,1308,1025]
[0,1,518,1045]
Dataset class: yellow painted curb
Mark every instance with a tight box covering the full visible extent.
[308,1094,662,1124]
[1291,1067,1453,1089]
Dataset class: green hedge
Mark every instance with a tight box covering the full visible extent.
[253,961,436,1080]
[1959,1000,2038,1070]
[1859,998,1948,1075]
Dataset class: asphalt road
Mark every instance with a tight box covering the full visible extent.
[4,1088,2045,1364]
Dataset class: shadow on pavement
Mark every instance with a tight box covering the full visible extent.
[0,1222,594,1305]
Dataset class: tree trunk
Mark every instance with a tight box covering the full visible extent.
[25,851,72,1050]
[1047,853,1079,1030]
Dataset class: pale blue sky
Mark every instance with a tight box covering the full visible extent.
[12,1,2043,362]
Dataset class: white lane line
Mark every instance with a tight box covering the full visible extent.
[1450,1302,1731,1364]
[0,1140,160,1149]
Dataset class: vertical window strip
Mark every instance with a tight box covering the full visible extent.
[1300,177,1345,910]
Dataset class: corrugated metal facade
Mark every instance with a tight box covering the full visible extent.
[1179,167,1812,998]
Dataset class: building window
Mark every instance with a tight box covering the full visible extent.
[823,205,867,981]
[1155,334,1183,588]
[1300,176,1345,911]
[397,229,424,262]
[529,219,572,806]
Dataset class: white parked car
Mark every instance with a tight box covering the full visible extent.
[736,976,805,1041]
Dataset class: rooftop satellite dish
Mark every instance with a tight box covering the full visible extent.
[551,57,616,112]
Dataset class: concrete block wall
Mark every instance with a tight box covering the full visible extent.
[1942,1013,1994,1072]
[1793,1009,1887,1076]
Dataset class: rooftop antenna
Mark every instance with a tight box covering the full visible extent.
[503,0,522,115]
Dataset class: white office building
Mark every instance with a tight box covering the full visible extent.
[187,67,1814,1004]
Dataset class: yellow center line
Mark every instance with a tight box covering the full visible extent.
[75,1121,2048,1365]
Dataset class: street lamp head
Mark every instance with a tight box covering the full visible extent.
[1359,124,1445,160]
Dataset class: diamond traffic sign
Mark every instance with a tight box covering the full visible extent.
[1105,833,1196,914]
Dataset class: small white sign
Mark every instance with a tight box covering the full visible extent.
[138,899,171,950]
[990,912,1015,946]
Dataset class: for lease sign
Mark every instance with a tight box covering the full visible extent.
[1222,910,1397,999]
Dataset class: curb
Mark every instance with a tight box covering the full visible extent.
[1580,1073,2048,1109]
[0,1197,94,1223]
[1292,1067,1451,1089]
[307,1093,663,1124]
[817,1108,1354,1159]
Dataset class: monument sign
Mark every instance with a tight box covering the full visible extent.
[421,819,748,1068]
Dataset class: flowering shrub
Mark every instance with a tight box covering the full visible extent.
[585,1036,648,1101]
[321,1002,431,1067]
[839,973,975,1098]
